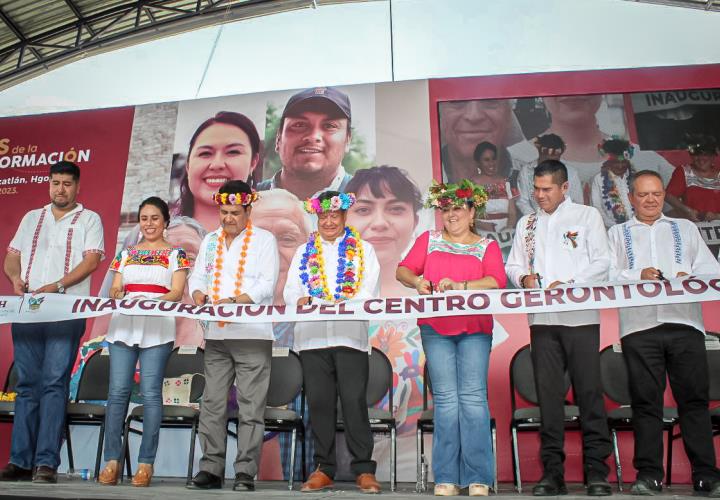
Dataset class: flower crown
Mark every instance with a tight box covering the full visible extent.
[304,192,356,214]
[598,137,634,161]
[424,179,488,210]
[213,191,259,206]
[533,137,565,157]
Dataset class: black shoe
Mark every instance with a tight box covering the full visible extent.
[31,466,57,484]
[186,470,222,489]
[0,463,33,482]
[694,478,720,497]
[630,477,662,496]
[233,472,255,491]
[533,475,568,496]
[586,474,612,496]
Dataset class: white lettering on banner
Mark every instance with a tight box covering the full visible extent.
[2,276,720,326]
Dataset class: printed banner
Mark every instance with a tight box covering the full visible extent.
[3,276,719,325]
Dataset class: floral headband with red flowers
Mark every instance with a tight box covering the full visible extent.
[303,192,356,214]
[424,179,488,210]
[212,191,259,206]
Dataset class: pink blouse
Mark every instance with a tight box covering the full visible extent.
[398,230,507,336]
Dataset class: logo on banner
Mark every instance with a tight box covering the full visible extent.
[28,296,45,311]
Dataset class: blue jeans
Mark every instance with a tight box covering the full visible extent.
[103,341,172,464]
[420,325,493,487]
[10,319,85,469]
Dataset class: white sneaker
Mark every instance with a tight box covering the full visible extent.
[434,483,460,496]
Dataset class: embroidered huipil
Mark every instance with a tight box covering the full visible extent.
[506,198,610,326]
[608,215,720,337]
[284,234,380,352]
[7,203,105,295]
[590,170,633,228]
[188,226,279,340]
[399,230,507,335]
[106,247,190,347]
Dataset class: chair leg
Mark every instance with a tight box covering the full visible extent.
[511,425,522,493]
[416,427,422,493]
[187,418,198,484]
[665,427,674,487]
[120,417,132,482]
[390,427,397,493]
[94,421,105,481]
[301,427,307,482]
[492,424,498,494]
[65,422,75,471]
[611,428,622,491]
[288,428,297,491]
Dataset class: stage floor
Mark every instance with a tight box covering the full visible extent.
[0,480,700,499]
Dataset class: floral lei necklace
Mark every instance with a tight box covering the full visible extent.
[299,226,364,302]
[212,222,252,326]
[601,169,633,224]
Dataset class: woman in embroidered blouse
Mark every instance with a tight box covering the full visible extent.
[98,197,190,487]
[396,180,507,497]
[472,142,518,233]
[590,138,635,228]
[666,135,720,222]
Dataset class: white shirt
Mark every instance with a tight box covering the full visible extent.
[188,226,279,340]
[7,203,105,296]
[590,171,634,229]
[516,161,584,216]
[506,198,610,326]
[509,139,675,193]
[608,215,720,337]
[284,231,380,352]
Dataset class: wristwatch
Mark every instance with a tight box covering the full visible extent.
[56,281,65,294]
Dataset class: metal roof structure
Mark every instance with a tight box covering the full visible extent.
[0,0,369,91]
[0,0,717,92]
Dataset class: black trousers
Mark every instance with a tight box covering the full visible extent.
[621,324,720,483]
[300,347,376,477]
[530,324,612,479]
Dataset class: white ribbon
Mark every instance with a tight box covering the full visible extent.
[1,275,719,325]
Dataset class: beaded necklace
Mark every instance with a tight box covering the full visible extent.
[299,226,364,302]
[211,222,253,327]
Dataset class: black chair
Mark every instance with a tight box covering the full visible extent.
[415,363,497,493]
[705,338,720,437]
[0,363,18,424]
[509,344,580,493]
[65,349,111,480]
[599,345,678,490]
[335,347,397,491]
[227,349,306,490]
[121,346,205,483]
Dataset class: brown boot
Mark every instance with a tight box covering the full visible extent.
[301,468,334,492]
[131,463,153,487]
[356,473,381,494]
[98,460,119,486]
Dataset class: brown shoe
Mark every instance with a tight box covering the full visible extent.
[301,468,334,492]
[131,463,153,487]
[32,466,57,484]
[0,463,33,481]
[356,473,381,494]
[98,460,119,486]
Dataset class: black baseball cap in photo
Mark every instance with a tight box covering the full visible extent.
[281,86,351,121]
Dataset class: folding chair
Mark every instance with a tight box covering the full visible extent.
[509,344,580,493]
[121,346,204,483]
[65,349,110,480]
[599,345,678,490]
